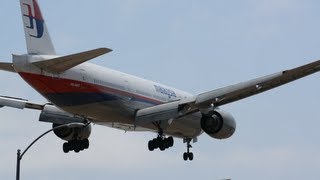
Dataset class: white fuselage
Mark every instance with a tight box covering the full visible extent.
[13,55,203,138]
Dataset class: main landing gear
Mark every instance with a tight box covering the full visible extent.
[183,138,194,161]
[148,131,174,151]
[63,139,89,153]
[146,122,195,161]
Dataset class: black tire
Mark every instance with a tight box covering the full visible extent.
[148,141,155,151]
[152,139,158,149]
[159,141,166,151]
[83,139,89,149]
[79,141,85,151]
[74,142,81,153]
[68,140,75,151]
[183,152,188,161]
[63,142,69,153]
[188,153,194,161]
[164,138,170,149]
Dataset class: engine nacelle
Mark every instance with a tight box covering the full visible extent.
[201,109,236,139]
[39,105,85,124]
[53,123,91,141]
[38,104,91,141]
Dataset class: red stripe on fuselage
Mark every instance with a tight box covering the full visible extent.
[19,72,163,105]
[20,72,99,93]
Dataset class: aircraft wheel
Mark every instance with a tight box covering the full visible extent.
[74,142,80,152]
[148,135,174,152]
[83,139,89,149]
[63,142,70,153]
[167,136,174,147]
[183,152,188,161]
[159,141,166,151]
[79,142,85,151]
[188,153,194,161]
[148,141,155,151]
[164,138,170,149]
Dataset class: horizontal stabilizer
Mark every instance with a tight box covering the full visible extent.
[33,47,112,73]
[0,62,16,73]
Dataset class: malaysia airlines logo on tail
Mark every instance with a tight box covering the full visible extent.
[23,0,44,38]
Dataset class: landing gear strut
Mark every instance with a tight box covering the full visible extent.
[63,139,89,153]
[148,130,174,151]
[183,138,194,161]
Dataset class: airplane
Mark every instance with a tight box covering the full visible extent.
[0,0,319,161]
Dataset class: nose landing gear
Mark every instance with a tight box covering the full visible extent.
[183,138,194,161]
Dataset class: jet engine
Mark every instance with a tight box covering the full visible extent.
[200,109,236,139]
[38,104,92,153]
[52,123,91,142]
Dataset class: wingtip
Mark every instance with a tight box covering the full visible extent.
[101,47,113,54]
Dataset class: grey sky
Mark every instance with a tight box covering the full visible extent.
[1,0,320,179]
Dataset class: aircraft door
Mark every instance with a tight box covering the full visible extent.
[79,69,93,88]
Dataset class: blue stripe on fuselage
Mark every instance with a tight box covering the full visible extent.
[44,92,161,107]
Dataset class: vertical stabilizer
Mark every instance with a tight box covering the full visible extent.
[20,0,56,55]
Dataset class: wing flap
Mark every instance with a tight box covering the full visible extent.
[135,101,180,125]
[33,47,112,73]
[195,72,283,107]
[0,62,16,73]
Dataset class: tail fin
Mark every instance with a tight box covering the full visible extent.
[20,0,55,55]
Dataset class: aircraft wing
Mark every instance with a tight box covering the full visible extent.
[135,60,320,124]
[0,95,44,110]
[0,95,87,125]
[195,60,320,107]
